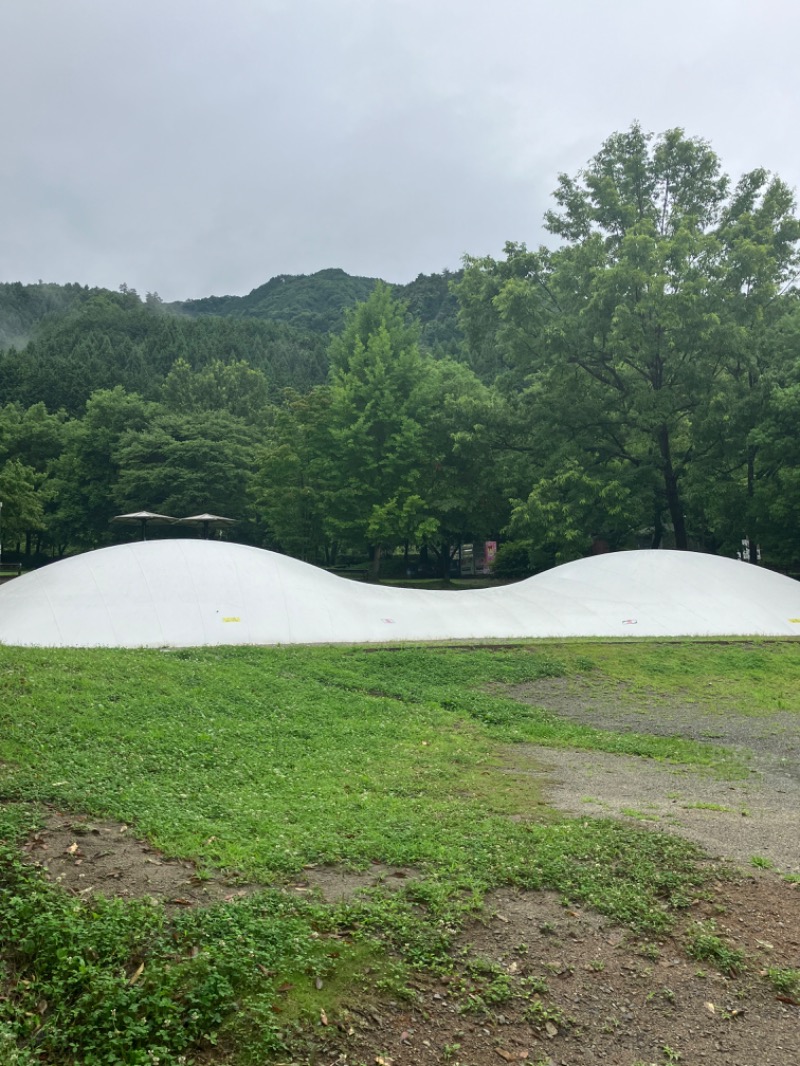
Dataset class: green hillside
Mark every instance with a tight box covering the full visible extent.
[173,267,463,351]
[174,267,381,333]
[0,281,100,349]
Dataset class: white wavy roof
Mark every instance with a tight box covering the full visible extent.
[0,541,798,648]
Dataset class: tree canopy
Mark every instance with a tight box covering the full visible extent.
[456,124,800,564]
[1,126,798,575]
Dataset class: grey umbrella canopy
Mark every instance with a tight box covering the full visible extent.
[178,513,236,539]
[112,511,177,541]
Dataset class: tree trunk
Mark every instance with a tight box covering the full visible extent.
[746,448,759,565]
[657,426,688,550]
[369,544,382,581]
[439,541,452,580]
[650,504,664,550]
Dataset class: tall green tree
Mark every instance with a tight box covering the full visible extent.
[324,284,440,575]
[688,172,800,562]
[114,410,260,533]
[48,388,158,549]
[0,459,46,556]
[458,124,800,554]
[250,387,336,562]
[0,402,71,557]
[162,358,270,421]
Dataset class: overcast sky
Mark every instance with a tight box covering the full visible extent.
[1,0,798,301]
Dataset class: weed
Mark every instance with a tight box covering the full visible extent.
[765,967,800,996]
[520,975,549,995]
[685,921,745,976]
[523,998,569,1030]
[750,855,774,869]
[682,802,730,812]
[622,808,658,821]
[638,942,661,960]
[459,957,515,1013]
[645,983,673,1004]
[599,1015,622,1033]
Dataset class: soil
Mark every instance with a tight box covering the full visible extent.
[20,812,418,909]
[16,673,800,1065]
[308,676,800,1066]
[19,811,260,908]
[316,877,800,1066]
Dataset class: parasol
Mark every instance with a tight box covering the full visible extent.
[112,511,177,541]
[178,513,237,539]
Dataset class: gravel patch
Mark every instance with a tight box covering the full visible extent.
[501,677,800,874]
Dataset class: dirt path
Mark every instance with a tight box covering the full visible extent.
[500,676,800,876]
[502,745,800,876]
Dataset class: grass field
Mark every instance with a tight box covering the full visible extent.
[0,640,798,1064]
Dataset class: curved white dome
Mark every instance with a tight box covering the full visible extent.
[0,541,798,648]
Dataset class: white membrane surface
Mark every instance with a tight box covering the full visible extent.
[0,541,798,647]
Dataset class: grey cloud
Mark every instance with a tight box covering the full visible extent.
[1,0,798,300]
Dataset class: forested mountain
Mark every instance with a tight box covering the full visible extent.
[173,266,463,353]
[0,289,330,415]
[1,125,799,575]
[396,269,462,355]
[174,267,380,332]
[0,281,101,349]
[0,268,463,416]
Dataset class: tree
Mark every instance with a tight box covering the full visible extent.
[114,410,260,532]
[458,124,800,554]
[0,402,69,471]
[0,459,46,555]
[250,387,337,562]
[162,357,270,421]
[407,358,507,576]
[687,173,800,562]
[49,387,158,549]
[324,284,440,576]
[0,402,71,557]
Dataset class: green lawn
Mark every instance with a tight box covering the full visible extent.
[0,640,797,1064]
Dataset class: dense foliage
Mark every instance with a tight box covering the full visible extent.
[0,125,798,571]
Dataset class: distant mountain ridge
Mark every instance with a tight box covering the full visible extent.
[1,267,463,354]
[172,267,381,333]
